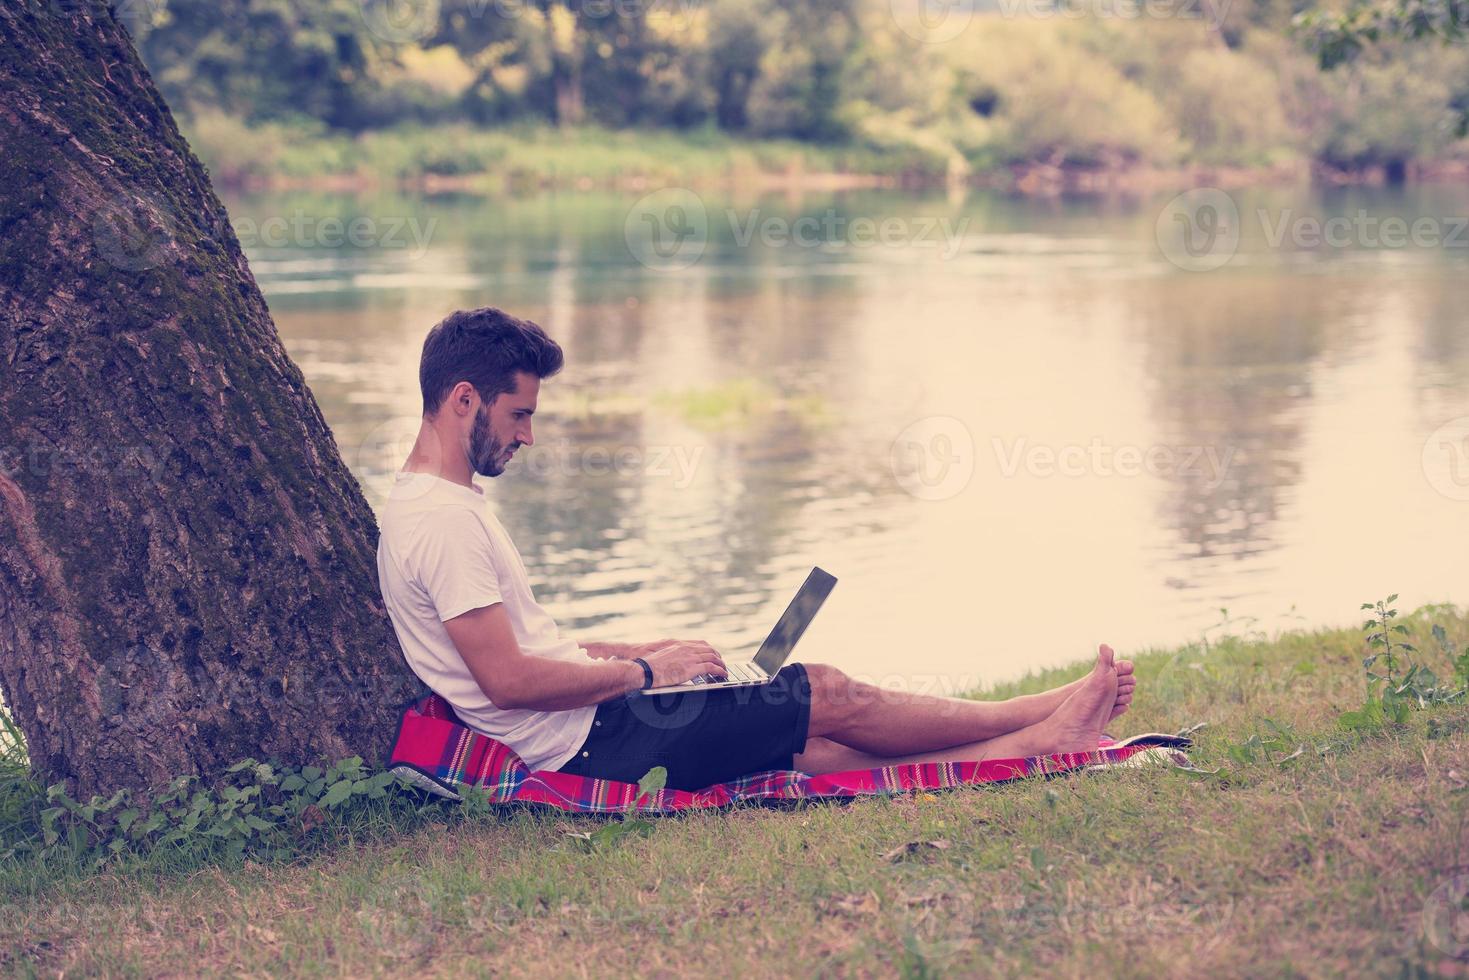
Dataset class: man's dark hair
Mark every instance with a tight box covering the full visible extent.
[419,307,564,416]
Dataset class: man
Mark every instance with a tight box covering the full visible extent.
[376,307,1137,791]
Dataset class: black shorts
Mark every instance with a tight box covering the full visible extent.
[557,663,812,791]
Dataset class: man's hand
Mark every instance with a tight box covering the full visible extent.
[640,639,727,687]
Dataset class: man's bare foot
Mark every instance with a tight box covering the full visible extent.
[1035,645,1118,753]
[1111,657,1136,721]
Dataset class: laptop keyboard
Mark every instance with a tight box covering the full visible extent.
[690,662,762,685]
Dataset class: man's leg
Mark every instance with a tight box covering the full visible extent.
[982,660,1137,729]
[797,645,1124,762]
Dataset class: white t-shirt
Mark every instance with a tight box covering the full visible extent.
[375,470,595,771]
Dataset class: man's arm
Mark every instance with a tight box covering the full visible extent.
[444,604,726,711]
[581,641,638,660]
[582,639,680,661]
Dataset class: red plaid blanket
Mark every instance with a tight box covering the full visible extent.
[386,694,1192,813]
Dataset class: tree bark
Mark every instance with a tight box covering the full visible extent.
[0,0,424,799]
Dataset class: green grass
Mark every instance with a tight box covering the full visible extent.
[182,115,950,193]
[1,606,1467,976]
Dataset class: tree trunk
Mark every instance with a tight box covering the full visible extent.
[552,55,585,127]
[546,2,585,128]
[0,0,424,800]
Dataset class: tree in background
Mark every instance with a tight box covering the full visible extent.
[707,0,776,131]
[745,0,863,141]
[1295,0,1468,68]
[127,0,403,129]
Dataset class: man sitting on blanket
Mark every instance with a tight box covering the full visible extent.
[375,307,1138,791]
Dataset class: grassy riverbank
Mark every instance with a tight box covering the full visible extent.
[2,603,1467,976]
[184,117,953,194]
[185,117,1365,197]
[184,116,1469,199]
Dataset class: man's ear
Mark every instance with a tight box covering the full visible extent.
[449,381,478,416]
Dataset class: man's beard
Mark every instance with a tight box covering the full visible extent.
[469,405,516,478]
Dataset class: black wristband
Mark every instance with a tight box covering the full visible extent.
[632,657,654,690]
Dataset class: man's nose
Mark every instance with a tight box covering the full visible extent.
[519,424,534,448]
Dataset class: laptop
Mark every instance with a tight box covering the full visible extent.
[639,566,837,695]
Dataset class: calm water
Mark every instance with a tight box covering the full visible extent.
[232,185,1469,693]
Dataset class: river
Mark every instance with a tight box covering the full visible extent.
[230,183,1469,692]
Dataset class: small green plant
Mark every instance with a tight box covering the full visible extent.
[1226,718,1305,766]
[9,752,417,868]
[562,766,668,852]
[1200,606,1265,655]
[1340,596,1466,733]
[1362,595,1412,687]
[1433,623,1469,692]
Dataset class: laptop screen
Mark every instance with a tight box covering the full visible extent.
[752,567,838,674]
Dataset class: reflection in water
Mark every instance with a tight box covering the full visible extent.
[1132,275,1334,591]
[236,186,1469,689]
